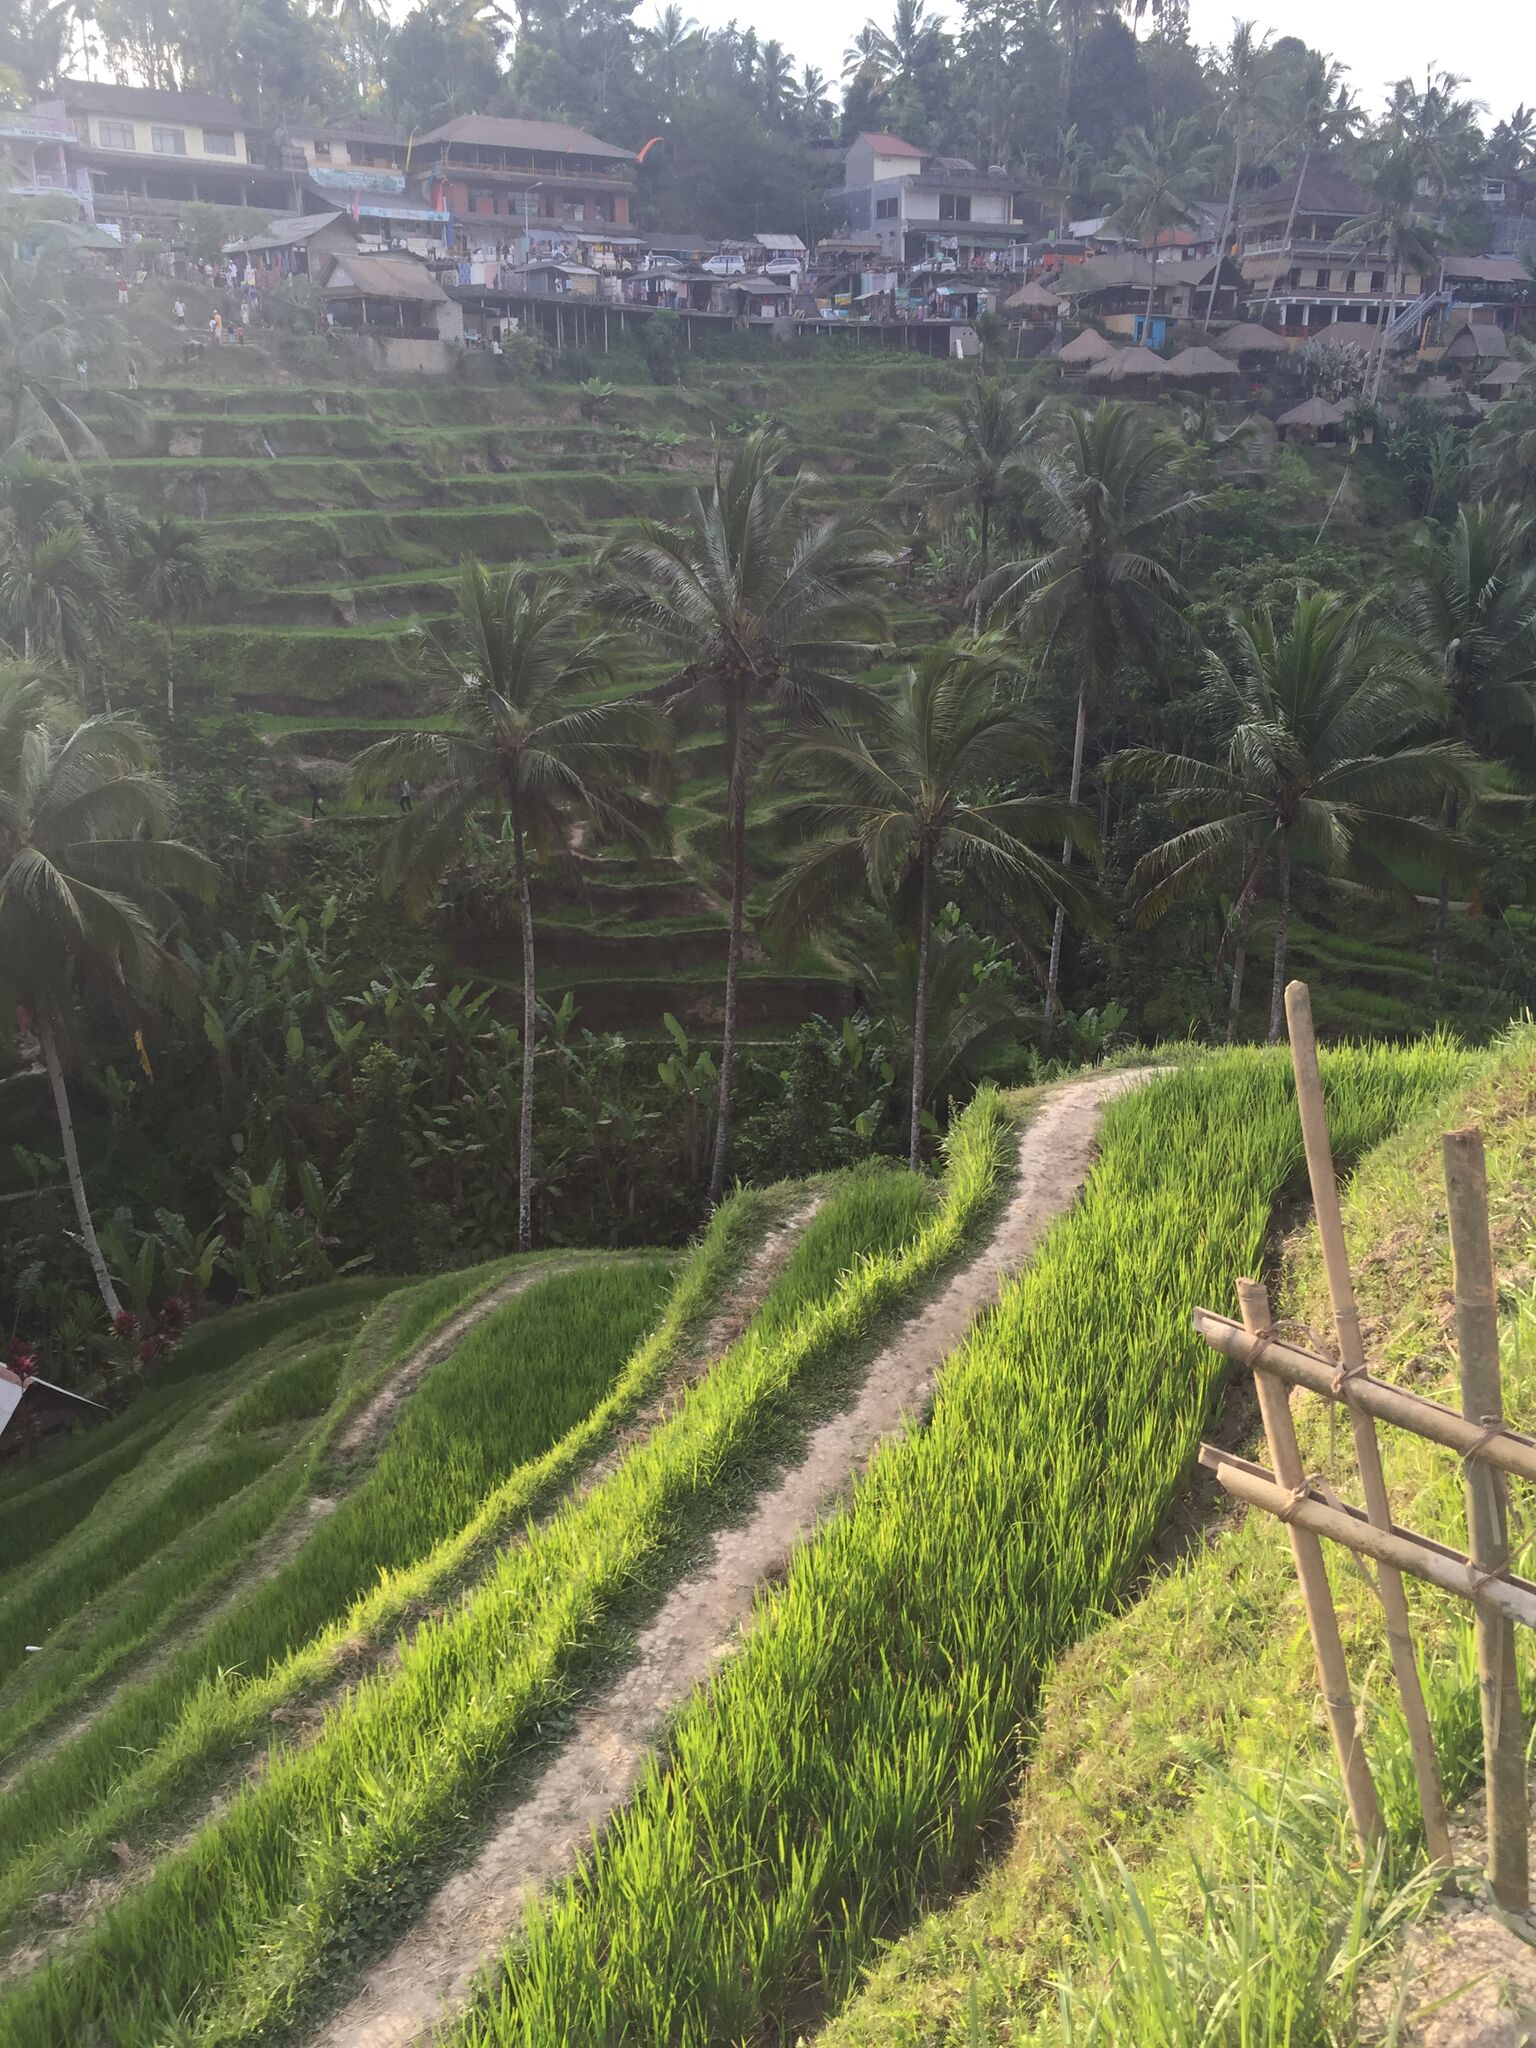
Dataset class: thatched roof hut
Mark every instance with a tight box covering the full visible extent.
[1164,345,1242,384]
[1214,320,1291,358]
[1085,343,1172,387]
[1004,278,1060,319]
[1276,395,1346,443]
[1056,326,1117,367]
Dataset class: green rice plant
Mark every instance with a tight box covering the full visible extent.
[0,1206,776,1932]
[0,1103,1007,2047]
[446,1044,1469,2048]
[1038,1762,1439,2047]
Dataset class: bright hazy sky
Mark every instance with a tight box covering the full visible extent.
[678,0,1535,130]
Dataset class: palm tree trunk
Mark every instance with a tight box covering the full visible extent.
[1267,834,1292,1045]
[1205,141,1242,330]
[1045,681,1089,1017]
[1431,788,1458,978]
[1143,249,1158,344]
[708,692,748,1208]
[978,496,990,579]
[909,840,933,1171]
[1225,852,1265,1046]
[1260,148,1308,317]
[40,1021,123,1321]
[1226,938,1248,1044]
[512,805,536,1253]
[1371,258,1403,402]
[166,624,175,720]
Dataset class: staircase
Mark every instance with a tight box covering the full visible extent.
[1383,285,1450,347]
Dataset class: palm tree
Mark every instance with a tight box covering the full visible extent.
[1384,66,1484,207]
[1259,55,1360,320]
[127,515,213,718]
[0,212,120,462]
[902,376,1036,581]
[796,65,833,129]
[766,636,1097,1165]
[982,401,1202,1015]
[1106,117,1215,342]
[0,521,117,673]
[642,4,702,95]
[600,430,892,1205]
[1471,345,1536,504]
[1203,20,1281,329]
[859,0,947,93]
[0,666,217,1317]
[350,561,664,1252]
[1118,590,1475,1041]
[757,39,794,124]
[1400,504,1536,970]
[1342,150,1443,400]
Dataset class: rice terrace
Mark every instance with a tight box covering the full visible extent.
[5,2,1536,2043]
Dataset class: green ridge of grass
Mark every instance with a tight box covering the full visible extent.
[446,1042,1473,2048]
[816,1035,1534,2048]
[0,1199,780,1941]
[0,1109,1009,2046]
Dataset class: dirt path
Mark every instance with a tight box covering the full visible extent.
[310,1068,1151,2048]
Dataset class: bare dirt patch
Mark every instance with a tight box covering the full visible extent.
[308,1068,1151,2048]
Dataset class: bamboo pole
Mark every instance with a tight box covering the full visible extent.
[1237,1277,1384,1847]
[1284,980,1453,1867]
[1199,1446,1536,1629]
[1444,1127,1529,1912]
[1194,1310,1536,1484]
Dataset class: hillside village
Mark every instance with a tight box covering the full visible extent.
[7,80,1534,376]
[9,4,1536,2046]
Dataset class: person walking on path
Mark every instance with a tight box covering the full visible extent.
[174,297,186,329]
[308,781,324,820]
[398,777,413,813]
[117,274,129,306]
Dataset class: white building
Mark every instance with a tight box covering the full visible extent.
[838,131,1031,267]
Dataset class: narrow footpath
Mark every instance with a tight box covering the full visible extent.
[311,1068,1152,2048]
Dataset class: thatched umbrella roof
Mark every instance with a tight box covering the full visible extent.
[1276,395,1346,428]
[1086,344,1172,383]
[1165,345,1242,382]
[1213,320,1291,356]
[1057,326,1117,365]
[1480,358,1528,388]
[1005,279,1059,312]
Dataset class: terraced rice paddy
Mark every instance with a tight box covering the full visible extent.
[439,1043,1471,2048]
[0,1117,1005,2044]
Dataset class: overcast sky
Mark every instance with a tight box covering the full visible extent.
[678,0,1534,131]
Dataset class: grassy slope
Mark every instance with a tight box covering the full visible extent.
[0,1112,1008,2044]
[820,1032,1536,2048]
[444,1042,1469,2048]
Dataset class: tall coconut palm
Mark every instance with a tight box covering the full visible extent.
[757,39,795,123]
[902,376,1036,581]
[1342,149,1443,400]
[858,0,947,93]
[0,221,119,462]
[796,64,833,129]
[766,635,1097,1165]
[1106,116,1216,342]
[1203,20,1281,329]
[982,400,1201,1015]
[1400,503,1536,969]
[1258,56,1360,319]
[642,3,702,94]
[0,666,217,1317]
[0,520,118,673]
[127,515,214,718]
[1118,589,1475,1041]
[351,561,665,1252]
[600,430,892,1205]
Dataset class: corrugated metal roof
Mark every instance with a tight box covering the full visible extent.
[321,251,448,301]
[417,114,634,161]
